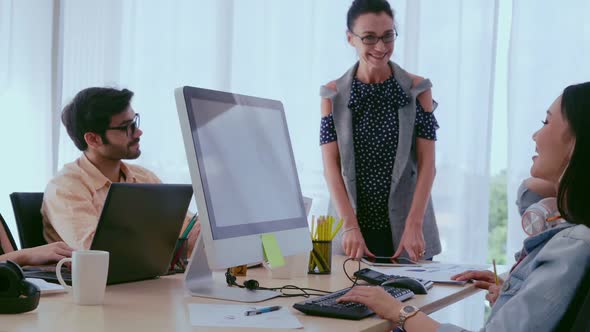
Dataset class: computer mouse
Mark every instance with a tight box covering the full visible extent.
[381,277,428,294]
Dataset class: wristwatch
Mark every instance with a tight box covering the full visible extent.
[398,305,420,331]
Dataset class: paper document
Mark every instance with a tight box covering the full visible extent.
[371,263,490,284]
[188,303,303,329]
[26,278,66,295]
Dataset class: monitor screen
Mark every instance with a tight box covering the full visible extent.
[178,86,312,301]
[185,89,307,240]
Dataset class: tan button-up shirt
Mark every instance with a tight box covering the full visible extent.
[42,154,162,250]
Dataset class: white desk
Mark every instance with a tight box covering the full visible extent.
[3,257,482,332]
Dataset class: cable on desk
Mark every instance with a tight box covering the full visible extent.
[225,269,332,298]
[343,257,361,287]
[224,257,364,298]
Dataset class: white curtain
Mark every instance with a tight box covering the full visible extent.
[404,1,497,268]
[0,0,55,245]
[506,0,590,263]
[399,2,497,329]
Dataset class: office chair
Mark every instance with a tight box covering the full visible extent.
[9,192,47,249]
[556,265,590,331]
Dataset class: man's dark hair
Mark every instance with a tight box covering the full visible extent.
[557,82,590,227]
[61,87,134,151]
[346,0,394,31]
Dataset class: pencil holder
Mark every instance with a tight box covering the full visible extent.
[308,240,332,274]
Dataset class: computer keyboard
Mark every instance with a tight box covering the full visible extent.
[293,286,414,320]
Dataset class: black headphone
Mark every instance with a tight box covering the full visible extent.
[224,268,333,298]
[225,269,261,290]
[0,260,41,314]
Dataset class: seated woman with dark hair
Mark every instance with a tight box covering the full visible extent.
[1,213,72,266]
[338,82,590,332]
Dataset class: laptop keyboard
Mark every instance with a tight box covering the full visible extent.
[24,270,72,284]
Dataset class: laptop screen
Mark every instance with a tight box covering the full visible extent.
[90,183,193,284]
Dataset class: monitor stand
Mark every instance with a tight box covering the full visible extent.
[184,235,280,302]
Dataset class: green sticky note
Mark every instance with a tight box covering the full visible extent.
[261,233,285,268]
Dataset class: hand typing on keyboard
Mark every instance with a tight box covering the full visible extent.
[293,286,413,320]
[337,285,406,322]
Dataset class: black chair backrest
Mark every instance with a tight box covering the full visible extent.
[556,265,590,331]
[9,193,47,249]
[0,212,18,252]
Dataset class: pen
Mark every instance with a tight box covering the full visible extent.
[244,305,281,316]
[492,259,499,285]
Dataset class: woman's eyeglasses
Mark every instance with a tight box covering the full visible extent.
[350,30,398,45]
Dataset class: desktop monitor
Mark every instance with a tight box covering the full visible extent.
[175,86,312,302]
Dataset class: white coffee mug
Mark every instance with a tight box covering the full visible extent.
[56,250,109,305]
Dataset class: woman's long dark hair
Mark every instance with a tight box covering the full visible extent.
[557,82,590,227]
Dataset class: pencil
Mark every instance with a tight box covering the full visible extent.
[330,218,343,240]
[317,216,323,240]
[180,215,197,239]
[493,259,499,285]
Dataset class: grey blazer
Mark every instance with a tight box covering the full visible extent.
[321,61,441,258]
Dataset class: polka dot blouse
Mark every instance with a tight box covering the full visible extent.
[320,75,439,230]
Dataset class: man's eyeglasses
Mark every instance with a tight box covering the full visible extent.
[350,30,398,45]
[106,113,140,137]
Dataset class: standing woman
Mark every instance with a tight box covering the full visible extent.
[320,0,441,261]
